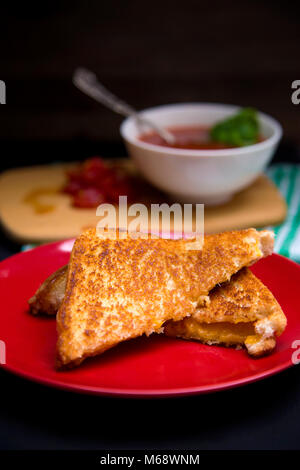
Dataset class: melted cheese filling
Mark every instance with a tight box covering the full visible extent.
[167,319,256,345]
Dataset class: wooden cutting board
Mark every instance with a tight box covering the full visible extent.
[0,160,287,243]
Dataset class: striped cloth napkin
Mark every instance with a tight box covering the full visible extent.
[266,164,300,262]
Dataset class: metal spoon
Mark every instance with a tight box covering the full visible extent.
[72,68,175,145]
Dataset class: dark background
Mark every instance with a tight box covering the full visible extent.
[0,0,300,451]
[0,0,300,167]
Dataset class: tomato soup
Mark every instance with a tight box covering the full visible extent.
[139,125,262,150]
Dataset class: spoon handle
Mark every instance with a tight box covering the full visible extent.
[72,68,175,145]
[73,68,137,118]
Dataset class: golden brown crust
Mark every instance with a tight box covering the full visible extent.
[56,228,273,368]
[244,335,276,357]
[29,228,273,317]
[192,268,284,324]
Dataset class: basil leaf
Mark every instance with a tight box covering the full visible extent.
[210,108,259,147]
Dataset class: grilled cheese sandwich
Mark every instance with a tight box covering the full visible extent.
[55,228,275,368]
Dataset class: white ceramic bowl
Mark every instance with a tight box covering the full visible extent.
[120,103,282,205]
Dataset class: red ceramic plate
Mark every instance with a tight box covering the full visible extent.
[0,239,299,398]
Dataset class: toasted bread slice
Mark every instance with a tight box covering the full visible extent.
[164,267,287,356]
[56,228,274,368]
[30,228,273,317]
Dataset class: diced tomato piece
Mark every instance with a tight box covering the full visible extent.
[63,180,83,195]
[63,156,142,207]
[81,157,111,185]
[72,188,105,208]
[65,168,82,182]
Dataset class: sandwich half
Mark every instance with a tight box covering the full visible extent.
[164,267,286,356]
[55,228,274,368]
